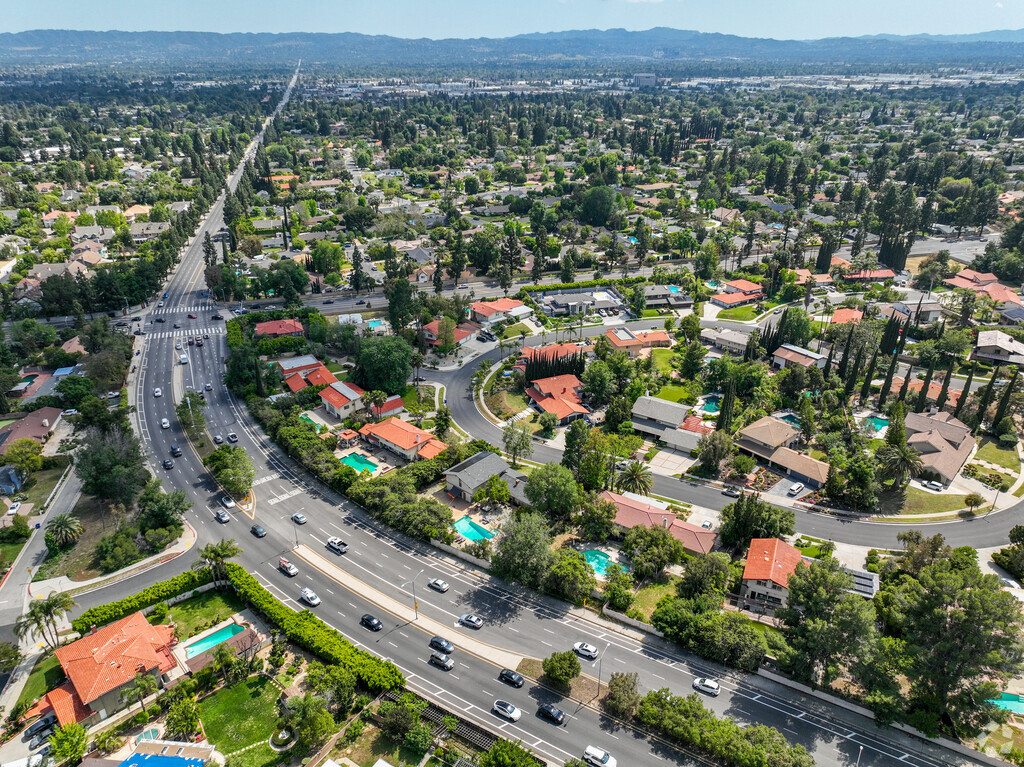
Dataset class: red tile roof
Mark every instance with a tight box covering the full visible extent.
[359,417,447,458]
[319,381,365,410]
[25,681,92,726]
[471,298,525,317]
[712,290,764,305]
[830,308,863,325]
[255,318,304,337]
[742,538,805,588]
[55,612,177,705]
[305,365,338,387]
[725,278,762,293]
[284,373,308,393]
[599,491,716,555]
[680,415,714,435]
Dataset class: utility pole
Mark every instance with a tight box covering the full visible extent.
[403,569,424,620]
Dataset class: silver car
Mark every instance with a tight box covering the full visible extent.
[428,578,449,592]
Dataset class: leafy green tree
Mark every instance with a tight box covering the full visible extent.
[677,553,731,600]
[605,671,642,718]
[74,426,148,507]
[287,692,335,751]
[544,548,597,604]
[54,375,95,408]
[776,558,877,686]
[561,419,590,478]
[0,641,21,673]
[603,563,635,611]
[542,650,581,687]
[538,411,558,433]
[165,696,201,740]
[578,495,617,541]
[50,722,88,765]
[479,739,543,767]
[205,446,255,499]
[175,390,207,442]
[502,421,533,467]
[964,492,986,514]
[719,493,796,550]
[472,475,511,506]
[355,336,413,395]
[490,512,554,589]
[697,430,733,473]
[2,438,42,476]
[525,463,580,524]
[622,525,683,580]
[580,186,614,227]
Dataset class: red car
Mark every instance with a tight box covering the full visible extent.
[188,313,197,319]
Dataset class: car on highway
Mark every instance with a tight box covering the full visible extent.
[205,383,213,391]
[213,434,223,444]
[413,376,427,383]
[157,301,165,307]
[499,668,524,687]
[300,587,320,606]
[163,292,169,298]
[356,300,366,305]
[214,509,230,523]
[722,487,741,497]
[211,314,223,320]
[291,512,307,524]
[251,525,267,538]
[175,324,182,330]
[162,459,174,470]
[323,299,334,304]
[360,614,383,631]
[459,613,483,629]
[134,330,145,335]
[187,338,194,345]
[197,340,204,347]
[155,317,166,323]
[326,537,348,554]
[24,715,56,739]
[160,418,170,429]
[429,636,454,654]
[493,700,521,722]
[537,703,565,724]
[279,558,299,576]
[583,746,616,767]
[152,387,163,398]
[175,341,182,350]
[429,651,454,671]
[227,432,238,443]
[115,321,128,327]
[188,313,197,319]
[787,482,805,496]
[693,677,721,696]
[427,578,449,592]
[573,642,599,660]
[171,445,182,456]
[220,496,236,509]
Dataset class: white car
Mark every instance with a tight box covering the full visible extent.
[326,537,348,554]
[175,342,182,350]
[492,700,521,722]
[220,496,236,509]
[153,387,162,397]
[924,480,944,491]
[583,746,617,767]
[7,502,21,516]
[693,677,721,696]
[787,482,805,496]
[427,578,449,593]
[279,558,299,576]
[573,642,599,660]
[300,587,321,606]
[160,418,170,429]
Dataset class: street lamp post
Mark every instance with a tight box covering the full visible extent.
[403,568,424,620]
[856,745,863,767]
[596,642,610,698]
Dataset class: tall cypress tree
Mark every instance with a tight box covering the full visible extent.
[896,364,914,405]
[717,379,736,432]
[877,353,899,410]
[953,361,976,418]
[914,362,935,413]
[824,343,836,376]
[845,345,865,399]
[935,363,955,412]
[975,365,1001,430]
[837,325,856,382]
[992,369,1019,433]
[860,347,880,403]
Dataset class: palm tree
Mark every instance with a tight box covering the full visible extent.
[876,443,924,489]
[15,600,53,649]
[193,539,242,588]
[46,514,84,548]
[213,643,237,684]
[364,390,388,422]
[411,352,424,384]
[616,461,653,495]
[120,672,158,714]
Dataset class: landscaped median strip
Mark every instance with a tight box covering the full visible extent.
[292,543,524,671]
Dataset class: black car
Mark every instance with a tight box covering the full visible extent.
[134,330,144,336]
[429,636,454,654]
[114,321,128,327]
[211,314,224,320]
[170,445,182,457]
[361,614,383,631]
[323,299,335,304]
[537,703,565,725]
[251,524,267,538]
[499,668,524,688]
[155,317,166,323]
[162,459,174,470]
[24,715,56,739]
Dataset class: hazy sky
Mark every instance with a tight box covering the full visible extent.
[3,0,1023,40]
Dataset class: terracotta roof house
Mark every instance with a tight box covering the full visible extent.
[944,270,1021,307]
[319,381,365,419]
[711,279,765,308]
[741,538,806,610]
[470,298,533,326]
[599,490,717,556]
[846,268,896,282]
[604,327,672,357]
[525,374,589,424]
[359,417,447,461]
[369,394,405,419]
[421,320,474,347]
[255,318,304,338]
[904,411,975,485]
[890,376,962,409]
[31,612,179,726]
[830,308,863,325]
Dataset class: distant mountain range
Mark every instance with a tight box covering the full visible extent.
[2,27,1024,71]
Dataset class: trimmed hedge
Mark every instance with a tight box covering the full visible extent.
[71,568,213,633]
[225,319,244,349]
[516,276,645,295]
[226,563,404,692]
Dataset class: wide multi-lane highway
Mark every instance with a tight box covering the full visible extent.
[46,62,998,767]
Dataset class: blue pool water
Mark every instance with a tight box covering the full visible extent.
[702,395,721,414]
[136,728,159,745]
[367,319,384,329]
[992,693,1024,715]
[865,416,890,433]
[340,453,378,473]
[184,623,245,659]
[626,236,639,244]
[668,286,682,293]
[583,550,612,576]
[452,515,494,541]
[780,413,801,427]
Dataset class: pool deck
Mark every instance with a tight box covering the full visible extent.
[170,609,268,671]
[334,446,394,477]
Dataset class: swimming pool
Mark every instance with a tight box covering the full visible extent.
[367,319,384,329]
[20,374,38,384]
[299,414,316,426]
[183,623,245,659]
[583,550,612,576]
[992,693,1024,715]
[668,286,682,293]
[626,236,639,245]
[136,729,159,745]
[702,395,721,414]
[452,515,494,541]
[779,413,801,427]
[865,416,889,433]
[340,453,378,473]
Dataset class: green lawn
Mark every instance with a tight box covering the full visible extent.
[650,348,675,375]
[654,384,689,404]
[17,654,64,708]
[716,306,758,321]
[154,590,245,640]
[502,322,530,339]
[337,724,424,767]
[877,487,973,516]
[199,677,279,755]
[976,438,1021,473]
[0,541,27,567]
[22,464,69,512]
[325,362,343,373]
[631,576,680,620]
[641,309,671,318]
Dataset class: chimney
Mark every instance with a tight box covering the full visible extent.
[662,517,669,528]
[91,625,97,634]
[42,419,49,428]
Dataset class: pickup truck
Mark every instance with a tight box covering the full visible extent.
[326,537,348,554]
[279,558,298,576]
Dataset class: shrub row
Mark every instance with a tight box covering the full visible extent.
[515,275,646,295]
[636,688,815,767]
[225,318,244,349]
[225,563,404,692]
[70,568,213,633]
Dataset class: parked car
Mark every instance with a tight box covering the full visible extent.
[924,480,944,491]
[493,700,521,722]
[573,642,599,660]
[499,668,524,688]
[427,578,449,592]
[360,614,383,631]
[300,587,320,606]
[24,715,56,739]
[326,536,348,554]
[430,636,454,654]
[29,730,53,751]
[251,525,267,538]
[213,434,223,444]
[722,487,741,497]
[459,614,483,629]
[537,703,565,724]
[7,502,21,516]
[692,677,721,696]
[787,482,805,496]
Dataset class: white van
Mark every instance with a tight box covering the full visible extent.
[179,353,188,364]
